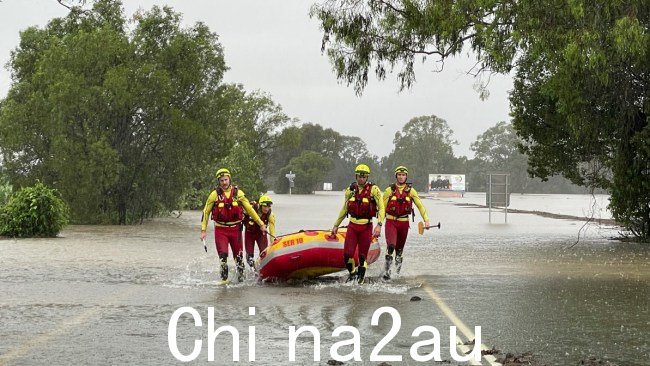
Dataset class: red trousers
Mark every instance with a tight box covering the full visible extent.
[214,226,242,257]
[385,219,410,251]
[245,230,268,257]
[344,222,373,260]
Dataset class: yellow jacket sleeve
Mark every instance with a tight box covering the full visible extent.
[383,186,391,208]
[201,190,218,231]
[268,212,276,237]
[333,188,352,227]
[410,188,430,222]
[237,189,264,227]
[372,185,385,223]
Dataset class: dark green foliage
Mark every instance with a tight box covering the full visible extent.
[313,0,650,239]
[0,0,288,224]
[270,123,377,193]
[382,115,457,191]
[469,121,596,193]
[219,143,265,201]
[280,151,334,194]
[0,182,70,237]
[609,125,650,239]
[0,178,12,206]
[0,1,224,223]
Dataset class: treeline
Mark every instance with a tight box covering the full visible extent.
[262,116,589,196]
[0,0,594,226]
[0,1,289,224]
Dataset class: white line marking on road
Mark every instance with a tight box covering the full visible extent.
[421,281,502,366]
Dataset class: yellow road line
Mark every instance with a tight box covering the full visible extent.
[421,281,501,366]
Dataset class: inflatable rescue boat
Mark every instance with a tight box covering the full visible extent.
[256,229,380,281]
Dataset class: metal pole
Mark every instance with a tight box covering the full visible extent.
[505,174,508,223]
[488,174,492,224]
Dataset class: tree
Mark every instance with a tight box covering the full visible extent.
[470,122,529,192]
[269,123,376,192]
[218,142,265,201]
[212,84,290,176]
[469,122,594,193]
[0,1,230,224]
[312,1,650,239]
[384,115,457,191]
[326,135,380,190]
[279,151,334,194]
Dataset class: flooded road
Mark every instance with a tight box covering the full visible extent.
[1,192,648,365]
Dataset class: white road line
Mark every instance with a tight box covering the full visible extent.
[422,282,502,366]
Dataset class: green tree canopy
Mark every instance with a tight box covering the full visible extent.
[278,151,334,194]
[269,123,378,192]
[470,121,529,192]
[383,115,457,191]
[326,135,380,189]
[0,0,234,224]
[313,0,650,239]
[468,121,587,193]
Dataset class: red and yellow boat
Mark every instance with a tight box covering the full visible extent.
[256,229,381,281]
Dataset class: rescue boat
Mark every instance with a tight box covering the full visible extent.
[256,229,380,281]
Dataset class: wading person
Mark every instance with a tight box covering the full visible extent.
[200,168,267,284]
[382,166,430,280]
[330,164,385,284]
[244,195,276,270]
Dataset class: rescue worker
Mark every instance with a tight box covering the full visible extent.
[244,195,276,269]
[330,163,385,284]
[200,168,267,284]
[382,166,430,280]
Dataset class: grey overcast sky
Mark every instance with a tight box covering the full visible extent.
[0,0,513,158]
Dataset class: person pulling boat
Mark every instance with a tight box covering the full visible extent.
[382,165,430,280]
[200,168,267,284]
[330,163,385,284]
[244,195,276,270]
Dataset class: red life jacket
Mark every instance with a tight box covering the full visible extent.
[244,202,271,232]
[347,182,377,220]
[386,183,413,219]
[211,186,244,224]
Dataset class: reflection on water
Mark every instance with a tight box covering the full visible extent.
[0,192,648,365]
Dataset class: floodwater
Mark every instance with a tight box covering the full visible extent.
[443,192,613,220]
[0,192,648,365]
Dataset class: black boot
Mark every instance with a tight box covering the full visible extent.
[395,255,403,274]
[345,256,357,282]
[219,256,229,284]
[246,255,256,271]
[357,257,367,284]
[235,254,245,282]
[383,254,393,280]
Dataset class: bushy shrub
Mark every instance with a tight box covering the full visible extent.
[0,182,70,237]
[0,179,12,206]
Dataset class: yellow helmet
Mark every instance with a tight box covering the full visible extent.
[215,168,231,179]
[355,163,370,175]
[394,166,408,175]
[259,195,273,206]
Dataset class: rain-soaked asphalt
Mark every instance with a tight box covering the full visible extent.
[0,192,648,365]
